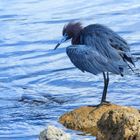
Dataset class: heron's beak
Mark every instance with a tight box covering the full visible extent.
[54,35,68,50]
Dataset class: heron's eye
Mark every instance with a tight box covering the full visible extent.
[64,33,68,37]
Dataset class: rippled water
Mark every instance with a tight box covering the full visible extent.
[0,0,140,140]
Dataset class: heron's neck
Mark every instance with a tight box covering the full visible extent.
[71,31,81,45]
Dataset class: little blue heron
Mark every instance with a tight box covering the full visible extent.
[54,22,135,104]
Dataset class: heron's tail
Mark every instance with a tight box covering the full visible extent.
[125,51,140,74]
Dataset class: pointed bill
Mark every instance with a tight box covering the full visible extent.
[54,35,68,50]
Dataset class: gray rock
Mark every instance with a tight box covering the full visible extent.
[39,125,71,140]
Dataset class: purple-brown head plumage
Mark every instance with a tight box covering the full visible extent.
[54,22,83,50]
[63,22,83,39]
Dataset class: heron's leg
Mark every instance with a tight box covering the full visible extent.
[88,72,110,108]
[101,72,109,103]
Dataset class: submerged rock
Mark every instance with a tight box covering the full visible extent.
[59,103,140,140]
[39,125,71,140]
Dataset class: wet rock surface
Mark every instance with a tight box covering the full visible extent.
[59,104,140,140]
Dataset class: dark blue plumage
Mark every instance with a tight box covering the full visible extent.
[54,22,135,104]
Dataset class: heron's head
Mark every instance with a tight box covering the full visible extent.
[54,22,83,50]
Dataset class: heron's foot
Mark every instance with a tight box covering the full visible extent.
[101,100,110,104]
[88,100,111,108]
[99,100,111,106]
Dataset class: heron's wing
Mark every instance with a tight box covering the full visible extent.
[81,24,130,51]
[80,24,134,65]
[66,45,127,75]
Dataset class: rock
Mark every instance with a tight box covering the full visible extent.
[39,125,71,140]
[97,109,140,140]
[59,103,140,139]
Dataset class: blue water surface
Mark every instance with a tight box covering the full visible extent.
[0,0,140,140]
